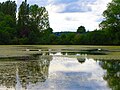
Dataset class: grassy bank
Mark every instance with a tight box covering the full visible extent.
[0,45,120,60]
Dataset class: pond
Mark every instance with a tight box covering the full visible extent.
[0,51,119,90]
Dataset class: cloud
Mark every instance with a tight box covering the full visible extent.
[47,0,112,31]
[47,0,111,14]
[59,3,92,13]
[48,0,97,13]
[0,0,112,32]
[48,0,79,4]
[47,12,99,32]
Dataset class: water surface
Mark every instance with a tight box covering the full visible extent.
[0,52,119,90]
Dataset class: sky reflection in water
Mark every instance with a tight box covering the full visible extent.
[0,53,119,90]
[35,57,110,90]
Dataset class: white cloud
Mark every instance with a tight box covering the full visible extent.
[47,12,98,31]
[46,0,112,32]
[46,4,66,13]
[0,0,112,32]
[91,0,112,15]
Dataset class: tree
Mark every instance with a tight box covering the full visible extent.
[38,7,50,31]
[17,0,29,37]
[100,0,120,33]
[38,28,53,44]
[0,1,17,44]
[0,0,51,45]
[29,5,50,31]
[77,26,86,33]
[74,34,85,44]
[29,4,40,32]
[0,0,17,19]
[0,13,16,44]
[29,5,51,44]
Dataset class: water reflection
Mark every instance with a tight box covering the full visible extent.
[99,60,120,90]
[45,57,110,90]
[17,56,51,88]
[77,58,86,64]
[0,55,52,89]
[0,53,119,90]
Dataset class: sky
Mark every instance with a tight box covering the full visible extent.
[0,0,112,32]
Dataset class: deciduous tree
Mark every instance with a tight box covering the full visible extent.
[77,26,86,33]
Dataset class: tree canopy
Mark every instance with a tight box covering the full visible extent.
[100,0,120,33]
[77,26,86,33]
[0,0,51,44]
[0,0,120,45]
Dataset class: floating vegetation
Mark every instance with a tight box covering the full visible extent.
[0,45,120,60]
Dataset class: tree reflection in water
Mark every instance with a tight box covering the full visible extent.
[77,58,86,64]
[99,60,120,90]
[0,52,120,90]
[0,54,52,89]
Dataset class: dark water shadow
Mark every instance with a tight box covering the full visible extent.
[99,60,120,90]
[0,55,52,89]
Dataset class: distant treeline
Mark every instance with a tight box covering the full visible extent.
[52,30,120,45]
[0,0,120,45]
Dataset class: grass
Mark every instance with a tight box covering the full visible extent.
[0,45,120,60]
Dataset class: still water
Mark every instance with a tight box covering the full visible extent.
[0,52,119,90]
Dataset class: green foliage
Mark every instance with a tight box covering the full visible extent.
[100,60,120,90]
[0,12,16,44]
[0,0,17,19]
[17,0,50,44]
[0,30,11,44]
[0,0,51,44]
[29,5,50,31]
[49,34,58,44]
[100,0,120,33]
[99,0,120,45]
[77,26,86,33]
[74,34,85,44]
[53,33,76,45]
[0,0,120,45]
[17,0,29,38]
[28,31,39,44]
[39,28,53,44]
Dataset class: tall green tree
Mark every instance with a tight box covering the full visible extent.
[0,0,17,19]
[0,0,17,44]
[29,4,39,31]
[38,7,50,31]
[0,0,52,45]
[29,5,50,31]
[0,13,16,44]
[100,0,120,33]
[17,0,29,37]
